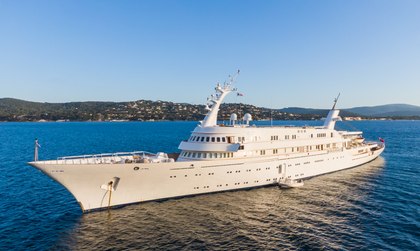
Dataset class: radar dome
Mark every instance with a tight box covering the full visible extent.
[230,113,237,125]
[244,113,252,125]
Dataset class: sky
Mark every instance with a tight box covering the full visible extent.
[0,0,419,109]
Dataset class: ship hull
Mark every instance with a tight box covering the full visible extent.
[29,146,384,212]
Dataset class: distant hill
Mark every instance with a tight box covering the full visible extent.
[345,104,420,117]
[0,98,419,121]
[0,98,318,122]
[278,107,360,117]
[280,104,420,118]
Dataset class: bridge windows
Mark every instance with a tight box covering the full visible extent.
[182,151,233,159]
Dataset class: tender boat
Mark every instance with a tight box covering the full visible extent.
[278,179,304,188]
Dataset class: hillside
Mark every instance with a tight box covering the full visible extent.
[278,107,360,117]
[0,98,319,122]
[345,104,420,117]
[1,98,419,122]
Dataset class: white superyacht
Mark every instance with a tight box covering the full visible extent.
[29,75,385,212]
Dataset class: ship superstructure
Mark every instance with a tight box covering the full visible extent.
[29,74,384,212]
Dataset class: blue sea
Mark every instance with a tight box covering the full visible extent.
[0,120,419,250]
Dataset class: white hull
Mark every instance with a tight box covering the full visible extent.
[28,76,386,212]
[30,146,384,212]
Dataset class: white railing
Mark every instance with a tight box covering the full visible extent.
[36,151,175,165]
[58,151,153,161]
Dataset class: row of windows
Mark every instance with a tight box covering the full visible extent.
[254,143,342,155]
[189,136,227,143]
[181,151,234,159]
[171,167,278,179]
[190,132,335,144]
[191,178,280,190]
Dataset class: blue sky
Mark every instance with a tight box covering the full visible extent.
[0,0,419,108]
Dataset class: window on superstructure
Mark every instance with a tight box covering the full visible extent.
[217,137,220,142]
[206,137,210,142]
[292,135,296,139]
[222,137,226,143]
[331,133,334,137]
[311,134,313,138]
[211,137,215,142]
[201,137,205,142]
[197,153,202,158]
[285,135,289,140]
[260,150,266,155]
[192,152,196,158]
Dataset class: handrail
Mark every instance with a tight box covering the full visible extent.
[57,151,154,160]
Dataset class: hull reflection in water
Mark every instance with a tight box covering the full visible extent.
[56,158,385,250]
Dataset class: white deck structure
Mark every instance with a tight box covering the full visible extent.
[29,75,384,212]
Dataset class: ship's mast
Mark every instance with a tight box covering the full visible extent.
[332,93,340,110]
[200,71,239,127]
[323,93,342,130]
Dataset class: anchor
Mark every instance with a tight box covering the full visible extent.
[100,177,120,208]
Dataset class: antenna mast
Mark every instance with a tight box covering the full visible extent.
[332,93,341,110]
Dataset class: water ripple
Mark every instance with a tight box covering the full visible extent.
[1,121,419,250]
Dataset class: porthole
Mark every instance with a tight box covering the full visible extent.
[133,166,139,171]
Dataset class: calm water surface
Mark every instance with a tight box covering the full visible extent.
[0,121,419,250]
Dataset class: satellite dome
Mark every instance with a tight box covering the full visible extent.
[230,113,237,125]
[243,113,252,121]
